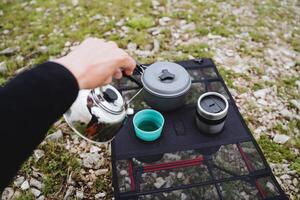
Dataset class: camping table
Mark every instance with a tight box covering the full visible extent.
[111,59,287,200]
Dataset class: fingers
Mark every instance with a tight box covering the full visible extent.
[113,68,123,79]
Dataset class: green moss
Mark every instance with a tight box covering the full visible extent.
[37,141,80,196]
[14,191,35,200]
[197,27,210,36]
[211,25,232,37]
[178,43,213,58]
[258,135,296,163]
[249,31,269,43]
[127,16,155,30]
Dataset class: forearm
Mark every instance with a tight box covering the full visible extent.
[0,62,79,191]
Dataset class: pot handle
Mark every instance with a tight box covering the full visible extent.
[159,69,175,81]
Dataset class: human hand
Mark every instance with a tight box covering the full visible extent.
[54,38,136,89]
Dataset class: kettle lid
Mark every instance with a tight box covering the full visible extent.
[91,85,124,114]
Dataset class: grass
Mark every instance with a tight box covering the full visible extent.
[0,0,299,199]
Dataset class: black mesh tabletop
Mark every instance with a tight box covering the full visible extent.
[111,59,287,200]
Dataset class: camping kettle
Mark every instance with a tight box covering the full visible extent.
[64,84,138,143]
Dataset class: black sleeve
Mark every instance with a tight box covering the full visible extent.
[0,62,79,191]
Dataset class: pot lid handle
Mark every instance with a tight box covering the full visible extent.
[159,69,175,82]
[103,88,118,103]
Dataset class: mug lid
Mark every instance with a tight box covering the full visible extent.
[91,85,124,114]
[141,61,191,98]
[197,92,228,120]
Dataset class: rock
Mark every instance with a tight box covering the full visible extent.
[76,190,84,199]
[280,174,290,180]
[290,99,300,110]
[34,149,44,162]
[64,186,75,200]
[0,46,20,55]
[95,168,109,176]
[90,145,101,153]
[82,153,102,169]
[154,177,166,189]
[120,170,128,176]
[38,46,48,53]
[177,172,183,179]
[292,178,298,186]
[65,41,71,47]
[20,180,30,190]
[257,99,268,106]
[181,193,188,200]
[91,14,101,21]
[266,181,275,192]
[31,188,41,197]
[253,88,271,99]
[225,50,235,57]
[159,17,171,26]
[273,134,290,144]
[280,108,293,119]
[37,195,45,200]
[46,130,63,141]
[0,61,7,73]
[127,42,137,52]
[1,187,14,200]
[72,0,79,6]
[95,192,106,198]
[181,22,196,31]
[14,176,25,187]
[30,178,43,189]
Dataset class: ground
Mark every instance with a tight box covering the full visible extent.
[0,0,299,199]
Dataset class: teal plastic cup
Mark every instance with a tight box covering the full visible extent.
[133,109,164,142]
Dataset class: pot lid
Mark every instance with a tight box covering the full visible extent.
[141,61,191,97]
[197,92,228,120]
[91,85,124,114]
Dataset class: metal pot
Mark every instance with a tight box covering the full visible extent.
[64,84,134,144]
[141,61,191,111]
[195,92,229,134]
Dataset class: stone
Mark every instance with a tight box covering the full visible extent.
[20,180,30,190]
[280,174,290,180]
[280,108,293,119]
[292,178,298,186]
[159,17,171,26]
[177,172,183,179]
[1,187,14,200]
[290,99,300,110]
[127,42,137,52]
[76,190,84,199]
[253,88,271,99]
[257,99,268,106]
[90,145,101,153]
[46,130,63,141]
[65,41,71,47]
[95,192,106,198]
[266,181,275,192]
[14,176,25,187]
[31,188,41,197]
[82,152,102,169]
[38,46,48,53]
[181,22,196,31]
[91,14,101,21]
[181,193,188,200]
[95,168,109,176]
[64,186,75,200]
[30,178,43,189]
[120,170,128,176]
[34,149,44,162]
[0,46,20,55]
[12,190,21,199]
[154,177,166,189]
[0,61,7,73]
[72,0,79,6]
[37,195,45,200]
